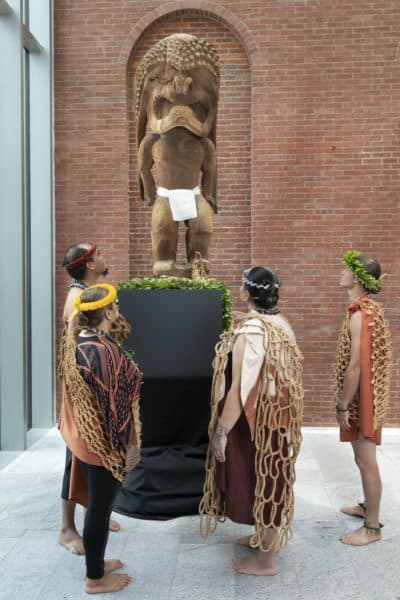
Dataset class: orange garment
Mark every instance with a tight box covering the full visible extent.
[243,366,290,440]
[59,382,102,466]
[340,301,381,445]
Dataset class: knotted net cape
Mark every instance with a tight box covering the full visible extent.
[334,297,392,438]
[59,322,141,484]
[200,313,304,551]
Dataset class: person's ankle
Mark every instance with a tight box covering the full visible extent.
[86,575,104,584]
[60,525,77,533]
[363,519,383,533]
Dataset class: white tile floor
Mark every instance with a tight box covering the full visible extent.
[1,427,399,600]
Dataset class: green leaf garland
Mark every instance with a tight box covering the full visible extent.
[343,250,380,293]
[118,276,233,330]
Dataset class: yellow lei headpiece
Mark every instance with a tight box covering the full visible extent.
[73,283,117,312]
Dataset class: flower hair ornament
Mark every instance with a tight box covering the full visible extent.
[242,270,280,292]
[343,250,381,293]
[73,283,117,312]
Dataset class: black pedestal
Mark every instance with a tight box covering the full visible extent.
[113,289,222,519]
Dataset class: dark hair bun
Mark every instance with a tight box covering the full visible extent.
[243,266,280,311]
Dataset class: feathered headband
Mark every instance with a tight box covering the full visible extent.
[64,243,96,270]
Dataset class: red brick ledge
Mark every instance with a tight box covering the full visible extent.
[118,0,260,69]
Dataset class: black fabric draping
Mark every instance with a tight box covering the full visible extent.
[113,377,211,519]
[114,444,208,519]
[113,289,222,519]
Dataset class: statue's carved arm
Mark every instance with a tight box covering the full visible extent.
[138,133,159,206]
[200,138,217,214]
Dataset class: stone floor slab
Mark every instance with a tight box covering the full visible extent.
[170,543,234,600]
[1,427,399,600]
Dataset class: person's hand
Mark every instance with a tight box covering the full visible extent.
[125,445,141,472]
[213,424,229,462]
[336,408,351,431]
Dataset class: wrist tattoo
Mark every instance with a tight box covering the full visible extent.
[216,424,230,436]
[214,424,229,445]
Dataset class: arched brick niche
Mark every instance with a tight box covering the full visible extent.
[126,11,251,300]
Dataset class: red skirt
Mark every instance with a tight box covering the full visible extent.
[216,399,288,526]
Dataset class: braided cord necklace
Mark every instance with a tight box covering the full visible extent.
[251,307,280,315]
[69,279,87,290]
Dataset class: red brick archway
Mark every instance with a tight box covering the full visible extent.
[118,1,260,69]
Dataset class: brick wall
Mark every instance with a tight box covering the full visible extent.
[54,1,400,426]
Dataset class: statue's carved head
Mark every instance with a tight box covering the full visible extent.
[135,34,220,145]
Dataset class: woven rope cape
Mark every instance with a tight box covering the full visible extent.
[199,313,304,552]
[58,315,141,484]
[334,297,392,430]
[109,313,132,346]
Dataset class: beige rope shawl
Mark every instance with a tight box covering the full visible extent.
[200,313,304,552]
[110,313,131,346]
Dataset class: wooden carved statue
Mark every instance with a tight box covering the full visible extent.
[135,34,220,277]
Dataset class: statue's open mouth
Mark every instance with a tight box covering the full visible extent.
[154,97,209,123]
[154,97,172,119]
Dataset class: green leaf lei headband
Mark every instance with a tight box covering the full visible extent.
[343,250,381,293]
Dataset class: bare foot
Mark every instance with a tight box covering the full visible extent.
[84,573,132,594]
[340,504,365,518]
[232,556,278,576]
[58,528,85,555]
[109,518,121,532]
[236,535,253,548]
[104,560,124,574]
[339,525,381,546]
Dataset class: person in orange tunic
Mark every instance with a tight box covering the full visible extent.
[334,251,392,546]
[58,242,122,555]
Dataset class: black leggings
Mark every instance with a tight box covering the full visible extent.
[79,460,121,579]
[61,447,72,500]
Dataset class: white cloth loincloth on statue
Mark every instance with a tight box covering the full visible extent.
[157,186,200,221]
